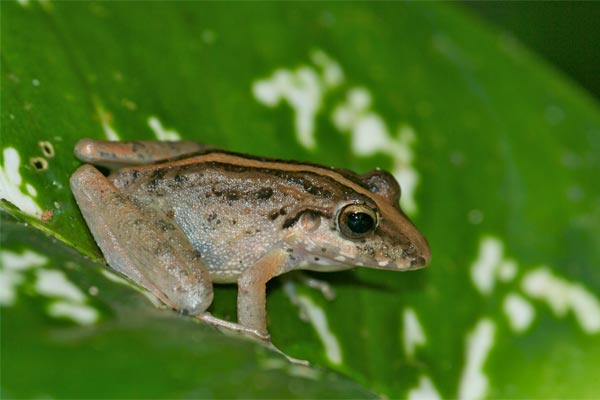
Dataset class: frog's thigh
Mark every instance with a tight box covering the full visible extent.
[70,164,213,314]
[74,139,216,168]
[237,249,287,335]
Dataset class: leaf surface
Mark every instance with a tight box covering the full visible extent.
[2,2,599,398]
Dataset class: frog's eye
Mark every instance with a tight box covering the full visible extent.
[337,204,378,239]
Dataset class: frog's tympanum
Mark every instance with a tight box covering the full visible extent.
[71,139,430,339]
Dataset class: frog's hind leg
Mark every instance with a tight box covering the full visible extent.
[70,164,214,315]
[74,139,217,168]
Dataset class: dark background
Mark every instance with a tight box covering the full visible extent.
[462,2,600,101]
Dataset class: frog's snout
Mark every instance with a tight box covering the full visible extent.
[409,234,431,269]
[410,256,428,268]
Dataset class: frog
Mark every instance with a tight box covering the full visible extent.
[70,138,431,341]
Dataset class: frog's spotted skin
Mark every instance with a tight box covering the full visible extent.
[71,139,430,337]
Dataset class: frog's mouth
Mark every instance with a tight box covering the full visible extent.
[366,256,428,271]
[299,249,426,272]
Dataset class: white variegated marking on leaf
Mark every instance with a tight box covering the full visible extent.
[254,51,423,213]
[393,165,419,216]
[522,267,600,334]
[35,269,86,303]
[391,126,420,214]
[102,119,120,140]
[470,236,503,295]
[148,116,181,141]
[1,250,48,305]
[503,292,535,333]
[1,249,47,271]
[0,148,43,218]
[283,281,342,365]
[408,375,442,400]
[252,50,344,149]
[403,307,427,358]
[16,0,30,6]
[0,249,99,325]
[310,49,344,88]
[47,300,99,325]
[25,183,37,196]
[353,114,390,156]
[103,124,119,140]
[253,67,322,149]
[0,270,24,306]
[332,88,421,214]
[297,294,342,364]
[94,104,120,140]
[458,318,496,400]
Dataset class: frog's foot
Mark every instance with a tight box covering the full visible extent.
[193,312,309,365]
[264,342,310,366]
[194,312,271,341]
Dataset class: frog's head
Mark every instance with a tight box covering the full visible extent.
[287,169,430,271]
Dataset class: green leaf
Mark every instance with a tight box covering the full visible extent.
[0,216,376,398]
[2,1,599,398]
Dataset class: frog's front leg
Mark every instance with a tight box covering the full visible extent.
[237,249,288,335]
[70,164,214,314]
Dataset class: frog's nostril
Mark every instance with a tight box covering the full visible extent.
[410,256,426,268]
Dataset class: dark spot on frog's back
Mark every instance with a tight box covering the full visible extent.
[150,168,168,181]
[146,178,161,192]
[156,219,176,232]
[113,169,140,188]
[254,187,273,200]
[304,182,332,198]
[211,186,223,197]
[225,191,239,201]
[174,174,188,184]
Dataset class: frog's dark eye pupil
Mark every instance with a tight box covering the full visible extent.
[337,204,378,239]
[346,212,374,234]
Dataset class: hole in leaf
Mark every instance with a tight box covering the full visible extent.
[39,141,55,158]
[30,157,48,171]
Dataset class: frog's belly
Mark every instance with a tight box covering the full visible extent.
[137,188,288,284]
[172,201,281,283]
